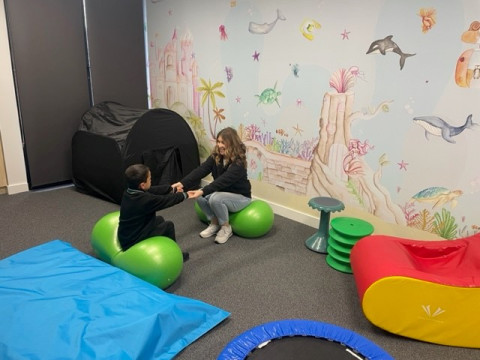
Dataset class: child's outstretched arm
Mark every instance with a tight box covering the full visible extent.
[149,184,174,195]
[171,182,184,193]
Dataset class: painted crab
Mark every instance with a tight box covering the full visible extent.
[411,187,463,208]
[255,82,281,107]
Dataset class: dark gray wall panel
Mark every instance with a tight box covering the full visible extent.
[5,0,91,187]
[85,0,148,109]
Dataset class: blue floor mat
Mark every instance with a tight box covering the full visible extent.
[0,240,229,360]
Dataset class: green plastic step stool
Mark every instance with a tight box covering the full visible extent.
[326,217,374,273]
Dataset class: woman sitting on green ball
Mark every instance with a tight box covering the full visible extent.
[172,127,251,244]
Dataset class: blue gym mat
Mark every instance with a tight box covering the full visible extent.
[0,240,229,360]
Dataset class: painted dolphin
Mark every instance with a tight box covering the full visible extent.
[413,114,476,143]
[249,9,286,35]
[366,35,415,70]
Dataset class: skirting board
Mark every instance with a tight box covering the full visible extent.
[7,182,29,195]
[260,196,317,229]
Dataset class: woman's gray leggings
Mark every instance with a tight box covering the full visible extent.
[196,192,251,225]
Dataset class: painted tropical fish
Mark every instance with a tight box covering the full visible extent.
[255,83,281,107]
[411,187,463,208]
[300,18,321,40]
[366,35,415,70]
[413,114,476,143]
[291,63,300,77]
[418,7,437,33]
[249,9,286,35]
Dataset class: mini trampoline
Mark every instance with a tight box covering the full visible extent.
[218,319,393,360]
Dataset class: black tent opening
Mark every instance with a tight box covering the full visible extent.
[72,101,200,204]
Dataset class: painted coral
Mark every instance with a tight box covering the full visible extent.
[329,66,359,93]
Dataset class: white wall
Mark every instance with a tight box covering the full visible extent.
[0,0,28,194]
[145,0,480,239]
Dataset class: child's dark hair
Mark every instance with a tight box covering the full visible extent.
[125,164,150,189]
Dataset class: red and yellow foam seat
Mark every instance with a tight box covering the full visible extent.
[350,234,480,348]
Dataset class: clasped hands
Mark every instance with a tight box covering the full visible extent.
[171,182,203,199]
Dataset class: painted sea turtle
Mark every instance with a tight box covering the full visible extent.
[411,187,463,208]
[255,82,281,107]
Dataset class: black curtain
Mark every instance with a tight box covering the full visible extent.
[4,0,90,188]
[4,0,148,188]
[84,0,148,108]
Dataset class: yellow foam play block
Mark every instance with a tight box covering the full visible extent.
[362,276,480,348]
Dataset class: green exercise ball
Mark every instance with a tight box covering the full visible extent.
[230,200,274,238]
[113,236,183,289]
[91,211,122,263]
[195,200,274,238]
[91,211,183,289]
[194,201,209,223]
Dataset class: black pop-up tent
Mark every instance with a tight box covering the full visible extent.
[72,101,200,204]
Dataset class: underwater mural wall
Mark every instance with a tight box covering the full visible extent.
[145,0,480,240]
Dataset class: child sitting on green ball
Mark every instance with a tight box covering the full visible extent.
[118,164,191,261]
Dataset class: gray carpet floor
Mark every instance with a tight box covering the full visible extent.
[1,185,479,359]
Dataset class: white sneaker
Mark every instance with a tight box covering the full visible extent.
[215,225,233,244]
[200,224,220,238]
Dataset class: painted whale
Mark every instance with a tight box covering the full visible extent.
[366,35,415,70]
[413,114,475,143]
[248,9,286,35]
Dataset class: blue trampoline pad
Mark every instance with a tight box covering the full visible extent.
[218,319,393,360]
[0,240,229,360]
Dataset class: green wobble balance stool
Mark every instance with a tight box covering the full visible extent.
[305,197,345,253]
[91,211,183,289]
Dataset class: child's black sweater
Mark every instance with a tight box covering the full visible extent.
[118,184,186,250]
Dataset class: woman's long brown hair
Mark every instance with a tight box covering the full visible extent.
[212,127,247,168]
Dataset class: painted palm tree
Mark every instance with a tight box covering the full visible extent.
[197,78,225,138]
[213,107,225,137]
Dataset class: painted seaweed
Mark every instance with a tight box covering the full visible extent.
[346,179,365,207]
[433,208,458,240]
[410,208,435,233]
